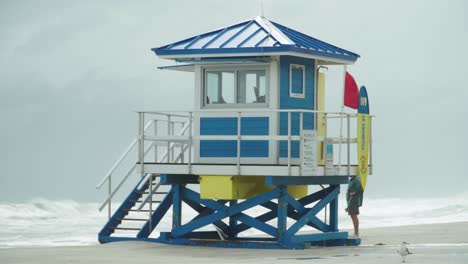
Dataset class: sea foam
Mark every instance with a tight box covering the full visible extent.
[1,192,467,248]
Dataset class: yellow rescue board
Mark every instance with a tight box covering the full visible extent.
[357,86,370,190]
[357,114,370,189]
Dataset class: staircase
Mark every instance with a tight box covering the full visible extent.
[96,114,191,242]
[98,174,170,241]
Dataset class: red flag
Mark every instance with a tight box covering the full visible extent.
[344,72,359,109]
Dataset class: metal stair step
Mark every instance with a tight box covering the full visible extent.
[129,199,162,203]
[108,227,141,231]
[137,191,168,195]
[123,209,153,212]
[117,218,148,222]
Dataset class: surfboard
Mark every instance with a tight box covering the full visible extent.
[357,86,370,190]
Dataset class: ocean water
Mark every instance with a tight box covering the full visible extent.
[1,192,467,249]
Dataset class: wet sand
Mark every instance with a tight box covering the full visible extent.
[2,222,468,263]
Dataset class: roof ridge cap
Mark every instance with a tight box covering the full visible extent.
[254,16,294,46]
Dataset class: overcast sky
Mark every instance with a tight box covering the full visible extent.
[0,0,467,202]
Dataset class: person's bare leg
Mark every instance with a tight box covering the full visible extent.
[351,214,359,236]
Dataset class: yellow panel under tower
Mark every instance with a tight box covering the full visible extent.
[200,175,307,200]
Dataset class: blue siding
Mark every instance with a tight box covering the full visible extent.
[200,140,269,158]
[200,117,269,158]
[279,56,316,158]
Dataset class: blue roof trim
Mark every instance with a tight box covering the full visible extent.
[155,46,356,62]
[153,16,360,62]
[175,58,272,63]
[157,64,194,70]
[271,22,360,58]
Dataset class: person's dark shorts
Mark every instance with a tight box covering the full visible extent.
[347,207,359,215]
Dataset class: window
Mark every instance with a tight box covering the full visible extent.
[290,64,305,98]
[206,71,235,104]
[204,66,268,107]
[237,70,266,104]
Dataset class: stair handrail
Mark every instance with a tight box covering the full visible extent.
[137,121,191,210]
[96,121,153,189]
[98,143,155,212]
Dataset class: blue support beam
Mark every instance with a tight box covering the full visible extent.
[176,187,280,238]
[160,174,199,184]
[229,200,238,239]
[172,184,182,229]
[329,184,340,232]
[182,198,230,234]
[291,232,348,244]
[277,185,288,243]
[265,176,348,186]
[286,194,306,215]
[99,174,357,249]
[283,185,340,240]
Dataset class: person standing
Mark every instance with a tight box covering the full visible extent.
[346,176,364,237]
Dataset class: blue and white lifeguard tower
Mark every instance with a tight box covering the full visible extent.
[96,16,373,249]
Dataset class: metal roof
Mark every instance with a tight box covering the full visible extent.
[152,16,360,64]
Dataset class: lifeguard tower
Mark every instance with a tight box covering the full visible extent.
[96,16,373,249]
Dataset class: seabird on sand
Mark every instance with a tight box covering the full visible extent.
[397,242,412,263]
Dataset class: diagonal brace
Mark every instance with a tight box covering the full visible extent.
[283,185,340,240]
[173,187,280,237]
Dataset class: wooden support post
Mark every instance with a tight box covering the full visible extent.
[329,184,339,232]
[172,184,182,229]
[229,200,238,239]
[277,185,288,243]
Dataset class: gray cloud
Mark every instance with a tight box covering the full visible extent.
[1,0,467,202]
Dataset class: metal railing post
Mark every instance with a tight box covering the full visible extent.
[188,112,193,174]
[180,122,184,163]
[170,121,175,162]
[369,116,373,174]
[149,174,153,233]
[299,111,303,176]
[323,113,328,176]
[287,111,291,176]
[107,177,111,220]
[237,112,241,175]
[154,120,158,162]
[347,114,351,177]
[167,115,171,163]
[139,112,145,176]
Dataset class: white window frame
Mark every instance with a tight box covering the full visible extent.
[202,64,270,108]
[289,64,305,99]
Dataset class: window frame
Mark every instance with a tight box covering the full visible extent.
[289,64,306,99]
[202,65,269,109]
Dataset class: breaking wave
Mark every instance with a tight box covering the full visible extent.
[1,192,467,248]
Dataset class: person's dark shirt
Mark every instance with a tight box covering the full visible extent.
[346,176,364,209]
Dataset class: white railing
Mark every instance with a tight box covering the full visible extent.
[96,115,190,219]
[97,109,373,219]
[136,109,374,177]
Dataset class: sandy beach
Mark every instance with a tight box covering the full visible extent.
[1,221,467,263]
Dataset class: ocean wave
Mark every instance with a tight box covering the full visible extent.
[0,193,467,248]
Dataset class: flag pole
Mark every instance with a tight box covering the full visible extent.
[338,65,347,170]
